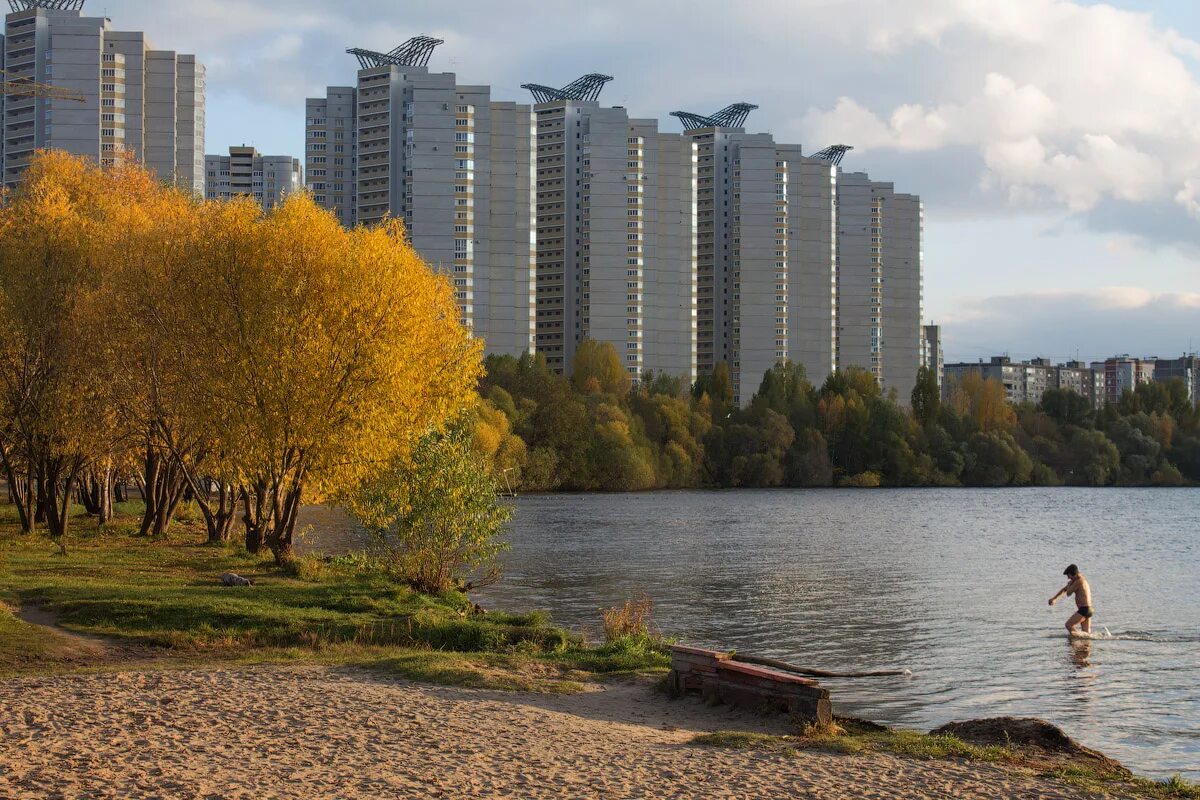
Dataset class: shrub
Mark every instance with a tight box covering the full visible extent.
[601,594,655,643]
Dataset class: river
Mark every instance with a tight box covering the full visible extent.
[298,488,1200,779]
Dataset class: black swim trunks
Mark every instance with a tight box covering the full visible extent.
[1078,606,1093,619]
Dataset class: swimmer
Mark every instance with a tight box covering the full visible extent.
[1049,563,1094,635]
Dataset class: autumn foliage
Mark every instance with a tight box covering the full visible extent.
[0,152,481,560]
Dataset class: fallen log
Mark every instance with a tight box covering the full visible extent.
[731,652,909,678]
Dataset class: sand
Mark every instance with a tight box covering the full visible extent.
[0,665,1124,799]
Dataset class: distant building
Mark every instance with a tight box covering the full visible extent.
[305,38,538,359]
[1,0,205,193]
[921,324,943,389]
[835,171,923,403]
[527,74,697,383]
[1090,356,1155,406]
[304,86,356,228]
[1056,360,1104,409]
[1150,354,1199,406]
[205,146,301,209]
[944,355,1102,407]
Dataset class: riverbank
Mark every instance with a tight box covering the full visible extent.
[0,664,1159,800]
[1,523,1196,798]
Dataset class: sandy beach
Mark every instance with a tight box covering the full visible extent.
[0,665,1123,800]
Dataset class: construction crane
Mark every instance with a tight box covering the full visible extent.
[0,69,86,102]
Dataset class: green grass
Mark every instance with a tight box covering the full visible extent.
[0,505,665,689]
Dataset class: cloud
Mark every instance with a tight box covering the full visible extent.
[940,287,1200,362]
[795,1,1200,235]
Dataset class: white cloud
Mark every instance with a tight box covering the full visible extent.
[792,0,1200,219]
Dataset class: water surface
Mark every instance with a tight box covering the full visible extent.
[300,488,1200,778]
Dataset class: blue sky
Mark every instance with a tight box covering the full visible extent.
[96,0,1199,363]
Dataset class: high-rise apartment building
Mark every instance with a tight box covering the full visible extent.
[1,0,204,193]
[524,74,697,382]
[205,146,301,209]
[305,38,537,358]
[305,86,357,228]
[671,105,838,403]
[835,171,923,401]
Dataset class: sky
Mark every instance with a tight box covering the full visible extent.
[92,0,1200,363]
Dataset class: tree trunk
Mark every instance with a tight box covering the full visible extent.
[0,440,33,533]
[241,483,269,554]
[139,448,159,537]
[97,467,113,526]
[267,480,304,566]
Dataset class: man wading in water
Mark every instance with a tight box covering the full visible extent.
[1049,564,1094,635]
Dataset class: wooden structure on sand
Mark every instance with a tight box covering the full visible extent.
[667,645,833,724]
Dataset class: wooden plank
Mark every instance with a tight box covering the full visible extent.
[717,660,820,686]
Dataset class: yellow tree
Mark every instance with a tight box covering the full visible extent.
[571,339,631,396]
[178,197,481,563]
[0,152,124,546]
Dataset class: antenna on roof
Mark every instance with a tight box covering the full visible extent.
[520,73,613,103]
[8,0,86,10]
[670,102,758,131]
[808,144,854,166]
[347,35,444,69]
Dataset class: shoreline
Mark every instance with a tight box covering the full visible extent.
[0,664,1140,800]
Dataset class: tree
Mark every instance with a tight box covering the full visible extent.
[0,152,128,548]
[177,198,481,563]
[571,339,631,396]
[346,424,512,595]
[911,366,940,426]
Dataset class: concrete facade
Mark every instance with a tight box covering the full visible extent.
[945,356,1106,407]
[305,86,357,228]
[205,146,302,209]
[835,172,923,402]
[531,98,696,382]
[1090,356,1156,406]
[683,127,838,404]
[305,63,537,358]
[1,4,205,193]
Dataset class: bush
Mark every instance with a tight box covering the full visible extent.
[601,594,655,643]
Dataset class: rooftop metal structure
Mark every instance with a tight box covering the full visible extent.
[520,73,613,104]
[670,103,759,131]
[8,0,86,10]
[347,35,444,70]
[807,144,853,166]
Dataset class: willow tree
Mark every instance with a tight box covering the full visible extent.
[178,197,481,563]
[0,152,125,547]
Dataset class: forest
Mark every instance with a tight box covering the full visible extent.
[478,344,1200,491]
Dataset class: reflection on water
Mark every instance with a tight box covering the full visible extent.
[298,488,1200,779]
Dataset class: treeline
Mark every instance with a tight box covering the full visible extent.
[479,343,1200,491]
[0,152,480,561]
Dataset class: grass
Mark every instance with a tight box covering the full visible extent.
[0,503,666,689]
[692,719,1200,799]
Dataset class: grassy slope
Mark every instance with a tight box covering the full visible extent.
[0,503,667,688]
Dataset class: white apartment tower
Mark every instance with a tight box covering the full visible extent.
[836,171,924,401]
[305,37,536,358]
[305,86,357,228]
[523,74,697,382]
[1,0,205,193]
[205,146,302,209]
[672,105,839,403]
